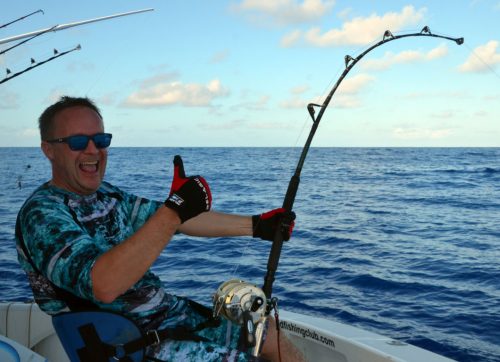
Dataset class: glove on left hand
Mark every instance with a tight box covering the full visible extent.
[164,155,212,223]
[252,208,296,242]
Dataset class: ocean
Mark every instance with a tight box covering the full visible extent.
[0,147,499,362]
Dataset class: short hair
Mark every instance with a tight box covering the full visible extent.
[38,96,103,140]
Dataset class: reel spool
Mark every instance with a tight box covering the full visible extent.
[213,279,267,325]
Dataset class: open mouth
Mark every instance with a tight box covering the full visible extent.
[79,161,98,173]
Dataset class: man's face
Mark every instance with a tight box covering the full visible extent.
[42,106,108,195]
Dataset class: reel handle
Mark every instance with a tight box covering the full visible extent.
[242,310,256,347]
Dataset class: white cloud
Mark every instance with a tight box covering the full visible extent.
[283,5,426,47]
[337,73,374,94]
[97,93,117,106]
[280,96,307,109]
[21,128,39,138]
[291,84,310,94]
[361,44,449,71]
[235,95,270,111]
[331,95,361,108]
[249,120,297,130]
[430,110,455,119]
[337,7,352,20]
[234,0,335,25]
[281,74,372,109]
[281,30,302,47]
[0,90,19,109]
[123,75,229,108]
[401,90,468,100]
[393,127,452,140]
[209,50,229,64]
[199,119,247,131]
[45,90,66,105]
[458,40,500,72]
[66,61,95,73]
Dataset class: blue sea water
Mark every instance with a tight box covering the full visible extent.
[0,147,499,362]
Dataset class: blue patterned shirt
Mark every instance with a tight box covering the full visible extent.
[16,181,178,327]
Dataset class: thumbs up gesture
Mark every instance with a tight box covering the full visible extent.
[164,155,212,223]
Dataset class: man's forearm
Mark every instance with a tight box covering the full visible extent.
[179,211,252,237]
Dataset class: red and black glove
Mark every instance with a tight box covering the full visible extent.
[164,155,212,223]
[252,208,296,242]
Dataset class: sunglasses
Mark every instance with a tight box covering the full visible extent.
[46,133,113,151]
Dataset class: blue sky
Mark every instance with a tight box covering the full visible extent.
[1,1,499,147]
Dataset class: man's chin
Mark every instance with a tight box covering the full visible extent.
[77,177,103,194]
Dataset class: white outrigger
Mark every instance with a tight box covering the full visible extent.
[0,301,455,362]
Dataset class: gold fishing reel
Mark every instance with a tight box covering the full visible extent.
[212,279,267,325]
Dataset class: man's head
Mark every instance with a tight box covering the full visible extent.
[40,96,111,195]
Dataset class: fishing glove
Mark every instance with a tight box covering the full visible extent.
[252,208,296,242]
[165,155,212,223]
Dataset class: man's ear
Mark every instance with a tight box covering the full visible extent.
[41,141,55,161]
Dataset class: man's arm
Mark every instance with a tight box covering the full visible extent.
[179,208,296,241]
[91,206,181,303]
[92,156,211,303]
[179,211,252,237]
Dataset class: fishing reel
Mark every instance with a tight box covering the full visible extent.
[213,279,267,348]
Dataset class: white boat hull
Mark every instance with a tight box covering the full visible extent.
[0,302,454,362]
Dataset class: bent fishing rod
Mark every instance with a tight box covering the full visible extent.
[211,26,463,357]
[262,26,464,307]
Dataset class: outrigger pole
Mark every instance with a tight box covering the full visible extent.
[252,26,464,356]
[0,8,154,45]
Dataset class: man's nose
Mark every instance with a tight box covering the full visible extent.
[83,139,99,153]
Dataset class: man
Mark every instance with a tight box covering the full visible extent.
[16,96,304,361]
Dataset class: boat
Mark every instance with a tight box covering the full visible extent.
[0,301,455,361]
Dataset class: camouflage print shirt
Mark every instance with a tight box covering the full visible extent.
[16,181,178,327]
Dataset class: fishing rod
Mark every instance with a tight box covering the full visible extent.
[262,25,463,299]
[0,9,43,30]
[210,26,464,358]
[247,25,464,357]
[0,45,81,85]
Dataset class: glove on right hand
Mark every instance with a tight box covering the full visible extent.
[164,155,212,223]
[252,208,296,242]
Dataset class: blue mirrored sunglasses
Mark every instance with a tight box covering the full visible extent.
[46,133,112,151]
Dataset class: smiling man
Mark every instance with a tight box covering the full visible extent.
[15,96,303,361]
[41,103,108,195]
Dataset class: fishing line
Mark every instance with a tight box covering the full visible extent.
[84,11,152,95]
[287,32,387,149]
[289,61,344,149]
[228,236,254,278]
[463,42,500,80]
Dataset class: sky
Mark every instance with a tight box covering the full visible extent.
[1,0,499,147]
